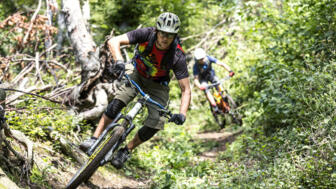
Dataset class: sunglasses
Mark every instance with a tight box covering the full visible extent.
[158,31,176,39]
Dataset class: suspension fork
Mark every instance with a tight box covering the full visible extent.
[100,119,136,165]
[100,100,144,165]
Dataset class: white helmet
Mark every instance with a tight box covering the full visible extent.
[194,48,206,60]
[156,12,180,34]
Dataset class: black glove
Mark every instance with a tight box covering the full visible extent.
[168,113,186,125]
[229,70,235,77]
[113,60,125,80]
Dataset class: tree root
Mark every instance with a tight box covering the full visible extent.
[0,167,21,189]
[0,84,35,187]
[47,127,88,164]
[0,122,34,178]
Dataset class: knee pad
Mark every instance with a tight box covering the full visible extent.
[137,126,159,142]
[104,99,126,119]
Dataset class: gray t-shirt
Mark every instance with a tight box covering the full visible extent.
[127,27,189,81]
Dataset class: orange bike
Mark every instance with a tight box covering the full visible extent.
[206,76,242,128]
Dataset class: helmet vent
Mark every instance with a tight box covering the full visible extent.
[156,12,180,34]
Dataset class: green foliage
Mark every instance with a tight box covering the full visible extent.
[1,0,336,188]
[88,0,224,48]
[0,0,38,20]
[90,0,144,41]
[30,164,51,189]
[7,98,90,140]
[0,2,16,20]
[220,0,336,188]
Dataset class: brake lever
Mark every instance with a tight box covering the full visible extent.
[158,109,172,118]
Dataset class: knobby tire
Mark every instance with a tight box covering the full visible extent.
[66,126,125,189]
[211,104,226,128]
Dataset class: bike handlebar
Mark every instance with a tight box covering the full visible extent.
[124,74,172,118]
[206,76,231,89]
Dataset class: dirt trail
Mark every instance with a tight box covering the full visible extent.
[66,130,244,188]
[26,142,149,189]
[194,129,243,161]
[74,129,243,188]
[76,171,149,189]
[2,129,242,189]
[62,164,149,189]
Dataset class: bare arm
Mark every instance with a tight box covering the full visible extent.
[177,77,191,117]
[217,61,232,72]
[107,34,130,61]
[193,75,202,89]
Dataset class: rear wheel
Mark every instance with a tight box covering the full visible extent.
[66,126,125,189]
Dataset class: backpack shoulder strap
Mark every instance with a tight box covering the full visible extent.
[162,36,184,69]
[133,30,157,57]
[142,31,157,57]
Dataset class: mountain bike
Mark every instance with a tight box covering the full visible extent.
[66,74,172,189]
[207,76,242,128]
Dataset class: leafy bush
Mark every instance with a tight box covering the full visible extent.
[2,0,336,188]
[221,0,336,188]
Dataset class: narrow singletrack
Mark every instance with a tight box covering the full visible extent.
[65,164,149,189]
[194,129,243,161]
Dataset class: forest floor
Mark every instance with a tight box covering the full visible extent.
[62,129,242,189]
[71,129,242,189]
[194,129,243,162]
[1,126,242,189]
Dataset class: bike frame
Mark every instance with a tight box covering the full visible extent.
[206,76,231,113]
[86,74,171,166]
[206,76,230,92]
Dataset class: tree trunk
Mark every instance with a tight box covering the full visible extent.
[61,0,117,120]
[62,0,100,83]
[82,0,91,31]
[56,1,66,55]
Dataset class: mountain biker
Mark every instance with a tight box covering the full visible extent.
[193,48,234,113]
[79,12,191,169]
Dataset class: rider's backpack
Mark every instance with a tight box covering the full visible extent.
[134,30,184,71]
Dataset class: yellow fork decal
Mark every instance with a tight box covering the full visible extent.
[74,133,114,177]
[89,133,114,161]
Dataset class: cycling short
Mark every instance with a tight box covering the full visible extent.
[199,75,219,93]
[114,63,170,130]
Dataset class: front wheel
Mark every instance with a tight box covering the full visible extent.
[210,104,226,128]
[225,94,242,126]
[66,126,125,189]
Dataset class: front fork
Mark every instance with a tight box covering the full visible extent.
[88,101,144,165]
[100,121,136,166]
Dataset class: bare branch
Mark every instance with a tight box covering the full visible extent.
[23,0,43,45]
[186,19,227,52]
[35,52,45,86]
[12,62,34,85]
[3,86,62,104]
